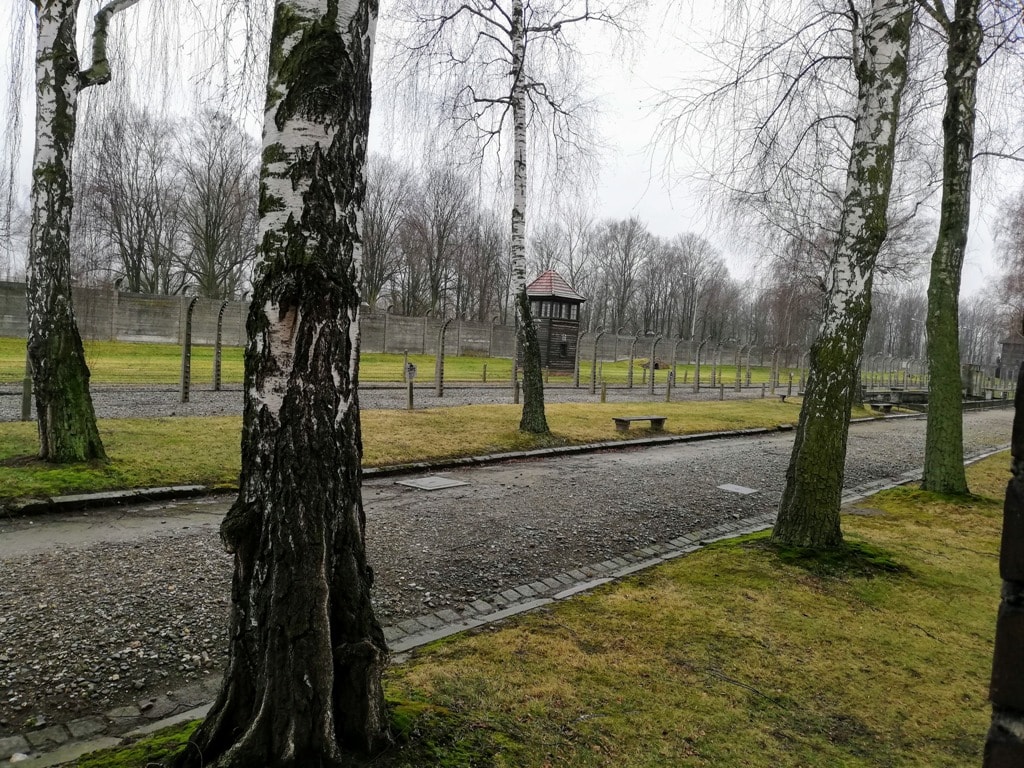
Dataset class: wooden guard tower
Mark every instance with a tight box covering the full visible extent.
[524,270,586,373]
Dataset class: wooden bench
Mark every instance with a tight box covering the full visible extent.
[613,415,667,432]
[869,402,893,414]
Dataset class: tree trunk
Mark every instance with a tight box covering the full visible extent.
[511,0,549,435]
[984,363,1024,764]
[921,0,982,496]
[26,0,106,463]
[773,0,913,549]
[176,2,390,766]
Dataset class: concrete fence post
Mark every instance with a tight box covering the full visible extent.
[648,335,662,396]
[21,351,32,421]
[109,281,119,341]
[180,296,199,403]
[693,338,709,393]
[770,348,780,395]
[591,331,606,395]
[574,329,584,388]
[434,318,453,398]
[213,300,229,391]
[670,337,685,393]
[628,335,641,389]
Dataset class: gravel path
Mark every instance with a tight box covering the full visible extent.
[0,408,1013,739]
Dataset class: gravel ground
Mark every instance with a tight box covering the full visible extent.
[0,404,1013,738]
[0,381,775,421]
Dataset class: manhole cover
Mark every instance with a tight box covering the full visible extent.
[717,484,758,495]
[395,475,469,491]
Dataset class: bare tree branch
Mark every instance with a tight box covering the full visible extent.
[79,0,145,90]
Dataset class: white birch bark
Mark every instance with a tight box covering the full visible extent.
[26,0,139,462]
[511,0,528,297]
[178,2,390,765]
[774,0,914,548]
[511,0,549,433]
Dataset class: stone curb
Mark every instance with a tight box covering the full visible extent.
[3,486,230,518]
[4,437,1011,765]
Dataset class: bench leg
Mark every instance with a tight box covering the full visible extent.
[615,422,629,432]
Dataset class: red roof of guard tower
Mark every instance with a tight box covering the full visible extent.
[524,270,586,302]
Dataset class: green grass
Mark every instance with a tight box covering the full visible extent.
[74,455,1009,767]
[0,337,801,386]
[375,455,1008,767]
[0,337,246,386]
[0,399,849,501]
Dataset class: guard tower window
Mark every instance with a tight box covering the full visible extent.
[559,342,568,358]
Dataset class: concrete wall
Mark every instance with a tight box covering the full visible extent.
[0,280,520,357]
[0,280,795,365]
[0,281,249,347]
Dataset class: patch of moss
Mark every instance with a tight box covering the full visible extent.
[74,720,198,767]
[380,695,520,768]
[766,539,908,579]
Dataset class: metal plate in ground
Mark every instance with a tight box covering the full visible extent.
[395,475,469,491]
[717,484,758,495]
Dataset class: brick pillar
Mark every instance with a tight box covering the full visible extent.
[986,363,1024,766]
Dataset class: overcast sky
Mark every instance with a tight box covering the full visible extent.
[1,0,1017,294]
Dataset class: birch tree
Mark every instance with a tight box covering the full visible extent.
[774,0,914,548]
[25,0,145,462]
[395,0,636,433]
[175,1,390,765]
[658,0,915,547]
